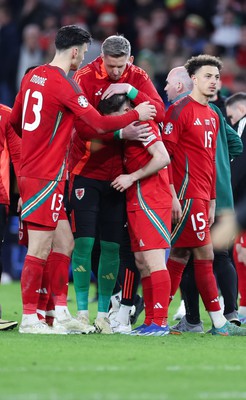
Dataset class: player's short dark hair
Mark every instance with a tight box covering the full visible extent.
[185,54,223,77]
[98,94,129,115]
[101,35,131,58]
[55,25,91,50]
[225,92,246,107]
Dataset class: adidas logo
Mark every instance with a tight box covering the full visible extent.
[95,88,103,96]
[154,302,163,309]
[211,297,219,303]
[194,118,202,125]
[35,288,48,294]
[74,265,86,272]
[102,273,115,280]
[139,239,145,247]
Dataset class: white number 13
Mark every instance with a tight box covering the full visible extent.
[22,89,43,131]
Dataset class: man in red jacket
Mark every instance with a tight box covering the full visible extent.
[0,103,20,330]
[69,35,165,333]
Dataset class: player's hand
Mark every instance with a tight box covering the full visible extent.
[135,101,156,121]
[111,174,134,192]
[102,83,130,99]
[122,122,153,141]
[236,243,246,266]
[172,196,182,225]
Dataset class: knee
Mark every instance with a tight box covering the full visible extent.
[54,236,74,257]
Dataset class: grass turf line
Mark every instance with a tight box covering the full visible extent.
[1,282,246,400]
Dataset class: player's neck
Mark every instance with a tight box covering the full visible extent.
[190,90,209,106]
[49,55,70,75]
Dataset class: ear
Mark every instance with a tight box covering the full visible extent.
[129,55,134,64]
[72,47,78,58]
[123,106,130,113]
[191,74,197,84]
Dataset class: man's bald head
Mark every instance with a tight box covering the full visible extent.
[165,66,193,103]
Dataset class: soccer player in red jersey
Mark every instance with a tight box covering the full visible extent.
[69,35,164,333]
[98,94,172,336]
[0,103,20,331]
[10,25,156,334]
[162,54,246,335]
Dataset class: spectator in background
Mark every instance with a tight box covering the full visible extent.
[211,7,241,56]
[232,74,246,94]
[0,4,20,106]
[219,56,240,95]
[16,24,44,90]
[235,24,246,69]
[181,14,208,57]
[157,33,188,77]
[18,0,55,32]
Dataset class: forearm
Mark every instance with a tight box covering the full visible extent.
[79,107,139,134]
[130,154,167,182]
[128,84,165,123]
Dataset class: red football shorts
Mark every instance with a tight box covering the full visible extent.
[127,207,171,252]
[19,177,67,228]
[171,198,211,247]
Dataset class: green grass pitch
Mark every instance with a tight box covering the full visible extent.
[1,282,246,400]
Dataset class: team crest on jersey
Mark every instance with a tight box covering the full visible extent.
[211,118,216,129]
[78,96,88,108]
[75,188,85,200]
[52,213,59,222]
[164,122,173,135]
[197,232,205,241]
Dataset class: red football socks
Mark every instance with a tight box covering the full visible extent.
[151,270,171,326]
[21,255,46,314]
[141,276,153,325]
[49,252,71,307]
[167,258,186,302]
[194,259,220,312]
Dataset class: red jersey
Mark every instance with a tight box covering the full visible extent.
[162,96,219,201]
[0,104,21,205]
[69,56,165,180]
[10,65,139,181]
[124,121,172,211]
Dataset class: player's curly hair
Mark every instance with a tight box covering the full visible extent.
[185,54,223,77]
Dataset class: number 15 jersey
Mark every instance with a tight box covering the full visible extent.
[162,96,219,202]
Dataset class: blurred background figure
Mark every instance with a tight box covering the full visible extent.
[16,24,44,89]
[0,4,19,106]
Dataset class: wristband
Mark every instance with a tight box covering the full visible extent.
[127,85,138,100]
[114,129,123,140]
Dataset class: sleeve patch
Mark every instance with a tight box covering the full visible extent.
[78,96,89,108]
[163,122,173,135]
